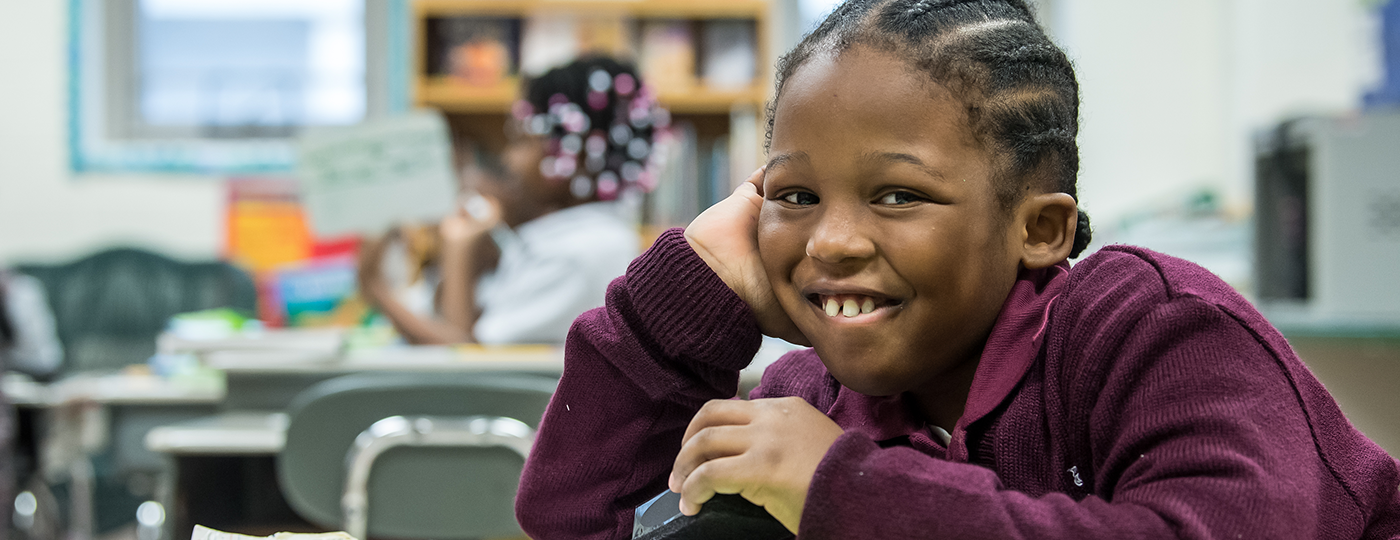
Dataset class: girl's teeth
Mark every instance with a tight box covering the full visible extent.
[823,296,881,318]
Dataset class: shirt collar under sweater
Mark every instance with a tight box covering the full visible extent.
[822,261,1070,462]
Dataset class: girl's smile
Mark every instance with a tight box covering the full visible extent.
[804,281,905,323]
[758,45,1027,422]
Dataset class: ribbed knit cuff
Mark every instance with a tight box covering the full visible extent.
[800,431,880,538]
[623,228,762,372]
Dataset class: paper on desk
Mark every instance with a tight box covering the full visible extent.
[192,525,357,540]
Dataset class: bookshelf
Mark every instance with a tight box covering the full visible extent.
[410,0,773,232]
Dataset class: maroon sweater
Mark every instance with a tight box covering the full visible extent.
[516,229,1400,539]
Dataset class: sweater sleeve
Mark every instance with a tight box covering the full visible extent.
[515,228,764,540]
[797,294,1399,539]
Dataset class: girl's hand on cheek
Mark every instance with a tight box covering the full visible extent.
[685,167,808,345]
[440,194,501,249]
[667,397,843,534]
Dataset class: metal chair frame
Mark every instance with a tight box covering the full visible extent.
[341,415,534,540]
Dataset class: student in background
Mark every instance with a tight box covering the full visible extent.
[515,0,1400,538]
[1,269,64,535]
[359,56,667,345]
[0,270,62,379]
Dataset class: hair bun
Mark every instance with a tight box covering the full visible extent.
[1070,208,1093,259]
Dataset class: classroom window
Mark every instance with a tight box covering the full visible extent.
[70,0,406,173]
[136,0,365,135]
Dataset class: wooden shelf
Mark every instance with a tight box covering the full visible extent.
[411,0,773,227]
[417,76,767,114]
[414,0,768,19]
[412,0,772,115]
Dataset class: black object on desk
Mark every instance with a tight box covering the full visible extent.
[633,491,794,540]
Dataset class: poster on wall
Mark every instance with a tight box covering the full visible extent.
[296,111,458,237]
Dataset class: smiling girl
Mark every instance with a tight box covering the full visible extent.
[515,1,1400,538]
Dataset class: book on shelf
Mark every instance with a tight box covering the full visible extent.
[426,17,521,85]
[645,122,746,229]
[519,15,636,77]
[520,15,579,77]
[646,120,699,228]
[639,20,697,92]
[700,20,757,90]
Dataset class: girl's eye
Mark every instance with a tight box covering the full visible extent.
[877,191,924,205]
[781,192,819,205]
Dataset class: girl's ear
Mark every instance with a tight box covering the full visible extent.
[1015,192,1078,269]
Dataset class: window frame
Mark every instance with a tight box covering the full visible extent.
[67,0,411,174]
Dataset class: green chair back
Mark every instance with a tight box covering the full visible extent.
[277,371,557,539]
[17,248,256,374]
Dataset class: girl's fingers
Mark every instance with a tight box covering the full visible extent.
[670,424,749,492]
[681,399,754,445]
[676,455,753,516]
[745,165,766,194]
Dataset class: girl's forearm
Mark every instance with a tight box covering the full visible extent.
[364,281,468,345]
[437,238,494,343]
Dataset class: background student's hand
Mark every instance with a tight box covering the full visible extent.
[356,230,396,307]
[668,397,844,534]
[440,193,501,251]
[685,167,809,346]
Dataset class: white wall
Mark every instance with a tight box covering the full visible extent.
[0,0,223,265]
[1052,0,1378,226]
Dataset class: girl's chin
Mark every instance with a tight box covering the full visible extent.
[814,353,910,396]
[831,375,907,397]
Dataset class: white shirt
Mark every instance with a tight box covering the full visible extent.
[1,273,63,377]
[473,202,640,345]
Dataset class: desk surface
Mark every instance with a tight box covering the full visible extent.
[146,343,566,456]
[207,344,565,374]
[3,372,225,407]
[146,411,288,455]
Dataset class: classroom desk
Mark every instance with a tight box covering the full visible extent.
[145,411,287,456]
[144,343,565,538]
[4,371,224,540]
[144,411,297,538]
[4,371,224,407]
[145,346,566,454]
[213,344,564,411]
[3,371,224,477]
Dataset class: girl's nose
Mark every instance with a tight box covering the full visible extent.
[805,210,876,265]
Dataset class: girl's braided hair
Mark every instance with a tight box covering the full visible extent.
[769,0,1092,257]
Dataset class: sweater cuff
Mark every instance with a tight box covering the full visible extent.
[800,432,882,538]
[622,228,762,372]
[800,431,1005,539]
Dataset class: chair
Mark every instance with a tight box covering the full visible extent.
[16,247,257,376]
[276,372,557,540]
[11,248,254,538]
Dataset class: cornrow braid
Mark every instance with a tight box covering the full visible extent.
[768,0,1094,257]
